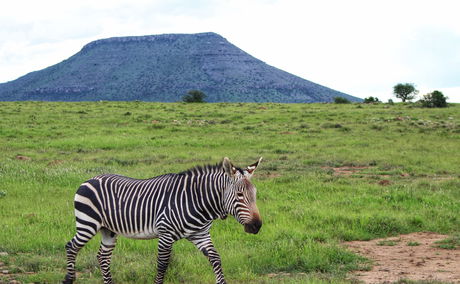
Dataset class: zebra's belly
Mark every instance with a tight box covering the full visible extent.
[119,228,160,240]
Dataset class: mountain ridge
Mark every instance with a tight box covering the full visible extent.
[0,32,361,102]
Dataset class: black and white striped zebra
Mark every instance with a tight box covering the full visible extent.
[63,157,262,284]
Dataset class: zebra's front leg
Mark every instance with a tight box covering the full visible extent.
[154,234,175,284]
[188,233,226,284]
[97,228,117,284]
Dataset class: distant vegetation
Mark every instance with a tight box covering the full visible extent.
[393,83,418,102]
[391,83,450,108]
[363,96,380,103]
[1,101,458,283]
[333,96,351,104]
[182,90,207,103]
[419,90,448,108]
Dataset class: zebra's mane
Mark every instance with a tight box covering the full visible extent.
[178,163,243,176]
[178,163,222,176]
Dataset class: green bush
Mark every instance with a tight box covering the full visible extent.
[333,97,351,104]
[182,90,207,103]
[419,90,448,108]
[363,96,380,103]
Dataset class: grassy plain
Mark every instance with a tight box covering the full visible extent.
[0,101,459,283]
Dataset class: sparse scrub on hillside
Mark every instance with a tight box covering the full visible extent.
[182,90,207,103]
[333,97,351,104]
[419,90,448,108]
[363,96,380,103]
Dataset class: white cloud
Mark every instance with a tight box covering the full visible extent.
[0,0,459,102]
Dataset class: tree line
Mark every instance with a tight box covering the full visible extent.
[183,85,449,107]
[392,83,448,107]
[334,83,449,107]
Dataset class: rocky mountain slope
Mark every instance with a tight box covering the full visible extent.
[0,32,360,102]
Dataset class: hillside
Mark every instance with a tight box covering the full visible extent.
[0,32,360,102]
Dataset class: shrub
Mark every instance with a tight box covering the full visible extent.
[387,99,394,105]
[363,96,380,103]
[419,90,448,108]
[182,90,206,103]
[333,97,351,104]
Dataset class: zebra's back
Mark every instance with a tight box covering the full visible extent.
[74,173,177,239]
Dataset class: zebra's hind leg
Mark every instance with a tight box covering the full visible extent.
[63,229,98,284]
[97,228,117,284]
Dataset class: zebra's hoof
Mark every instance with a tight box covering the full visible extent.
[62,275,74,284]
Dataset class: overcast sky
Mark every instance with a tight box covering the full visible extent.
[1,0,459,102]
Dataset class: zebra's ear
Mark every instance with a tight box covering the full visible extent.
[245,157,262,177]
[222,157,237,177]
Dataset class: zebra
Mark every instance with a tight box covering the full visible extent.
[63,157,262,284]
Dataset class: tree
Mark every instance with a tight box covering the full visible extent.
[182,90,206,103]
[393,83,418,102]
[333,97,351,104]
[419,90,448,108]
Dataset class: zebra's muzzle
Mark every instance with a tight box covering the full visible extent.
[244,219,262,234]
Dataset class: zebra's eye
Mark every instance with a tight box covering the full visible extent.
[237,192,244,198]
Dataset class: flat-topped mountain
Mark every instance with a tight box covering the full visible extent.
[0,32,360,102]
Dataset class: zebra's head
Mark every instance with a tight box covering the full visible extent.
[222,157,263,234]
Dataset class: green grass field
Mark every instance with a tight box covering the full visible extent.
[0,101,459,283]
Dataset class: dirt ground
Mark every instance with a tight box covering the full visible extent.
[344,232,460,283]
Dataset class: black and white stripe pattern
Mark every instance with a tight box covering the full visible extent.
[63,157,262,284]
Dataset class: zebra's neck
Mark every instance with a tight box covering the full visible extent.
[184,170,228,221]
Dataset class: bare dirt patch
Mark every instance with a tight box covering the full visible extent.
[322,166,371,176]
[344,232,460,283]
[334,166,370,176]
